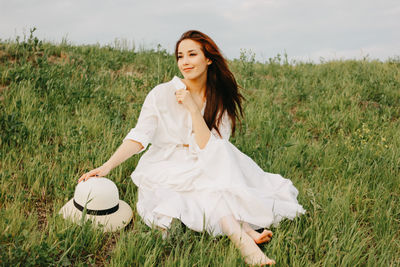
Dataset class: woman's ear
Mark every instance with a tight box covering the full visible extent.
[207,58,212,65]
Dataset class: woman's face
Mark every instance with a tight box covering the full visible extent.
[177,39,212,81]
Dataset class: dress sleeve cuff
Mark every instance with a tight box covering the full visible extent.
[123,129,150,154]
[188,131,217,154]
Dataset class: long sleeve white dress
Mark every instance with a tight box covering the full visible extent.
[124,76,305,236]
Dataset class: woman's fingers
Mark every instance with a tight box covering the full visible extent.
[77,174,87,183]
[77,177,84,183]
[175,90,182,103]
[77,174,89,183]
[175,89,190,105]
[77,165,110,183]
[78,174,95,183]
[77,169,100,183]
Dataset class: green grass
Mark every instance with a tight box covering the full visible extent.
[1,32,399,266]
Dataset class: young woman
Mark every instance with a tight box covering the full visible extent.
[78,30,305,265]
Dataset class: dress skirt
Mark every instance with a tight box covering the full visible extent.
[131,138,306,236]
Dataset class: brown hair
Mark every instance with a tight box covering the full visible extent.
[175,30,244,137]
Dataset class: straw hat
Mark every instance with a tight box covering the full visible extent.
[59,177,133,232]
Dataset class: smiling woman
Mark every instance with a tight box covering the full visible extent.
[78,30,305,266]
[175,31,244,140]
[177,40,211,79]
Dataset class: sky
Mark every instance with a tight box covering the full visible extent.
[1,0,399,63]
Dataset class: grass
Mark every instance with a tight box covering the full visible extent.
[0,31,399,266]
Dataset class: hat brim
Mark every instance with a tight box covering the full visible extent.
[59,198,133,232]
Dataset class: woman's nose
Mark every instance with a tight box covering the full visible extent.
[182,55,189,65]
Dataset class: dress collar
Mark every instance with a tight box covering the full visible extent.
[172,76,186,91]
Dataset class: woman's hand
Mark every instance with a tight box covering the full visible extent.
[77,164,112,183]
[175,89,199,114]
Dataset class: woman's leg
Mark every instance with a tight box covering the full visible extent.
[241,222,273,245]
[220,215,275,265]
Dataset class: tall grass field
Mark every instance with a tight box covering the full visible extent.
[1,31,399,266]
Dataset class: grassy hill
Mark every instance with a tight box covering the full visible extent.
[1,32,399,266]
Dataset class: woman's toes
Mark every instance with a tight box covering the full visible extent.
[245,255,275,266]
[264,229,273,237]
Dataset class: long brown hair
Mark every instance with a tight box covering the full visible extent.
[175,30,244,137]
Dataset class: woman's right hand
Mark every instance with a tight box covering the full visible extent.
[77,164,112,183]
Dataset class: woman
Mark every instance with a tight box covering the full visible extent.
[78,30,305,265]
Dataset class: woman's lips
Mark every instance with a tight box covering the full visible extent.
[183,67,193,72]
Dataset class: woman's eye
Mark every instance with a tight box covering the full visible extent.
[190,53,196,56]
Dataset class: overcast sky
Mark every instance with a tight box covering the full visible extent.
[1,0,399,63]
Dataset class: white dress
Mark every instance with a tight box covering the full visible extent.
[124,76,305,236]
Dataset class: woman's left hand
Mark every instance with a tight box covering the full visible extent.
[175,89,199,114]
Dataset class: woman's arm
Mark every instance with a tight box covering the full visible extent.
[175,89,212,149]
[190,108,211,149]
[79,89,157,183]
[78,139,144,183]
[103,139,144,170]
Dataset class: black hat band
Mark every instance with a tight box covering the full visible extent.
[73,199,119,216]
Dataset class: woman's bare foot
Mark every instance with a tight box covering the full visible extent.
[239,233,275,265]
[240,231,275,265]
[244,250,276,266]
[241,223,273,245]
[251,229,273,245]
[220,216,275,266]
